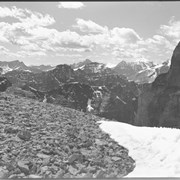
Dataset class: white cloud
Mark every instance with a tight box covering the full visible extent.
[0,6,25,19]
[0,6,55,27]
[0,8,144,59]
[17,50,46,57]
[56,53,82,57]
[140,35,174,54]
[112,47,142,60]
[0,6,57,54]
[0,6,175,64]
[160,17,180,39]
[0,45,9,53]
[73,18,107,33]
[20,9,55,27]
[21,43,45,52]
[110,27,142,45]
[46,30,94,50]
[58,2,84,9]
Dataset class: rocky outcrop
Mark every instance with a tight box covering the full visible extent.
[97,82,138,124]
[0,77,12,92]
[135,42,180,128]
[20,82,94,112]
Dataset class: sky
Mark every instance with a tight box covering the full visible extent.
[99,120,180,177]
[0,2,180,66]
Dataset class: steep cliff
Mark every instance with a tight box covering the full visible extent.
[135,42,180,128]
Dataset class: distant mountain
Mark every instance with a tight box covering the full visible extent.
[133,59,170,84]
[0,60,31,74]
[72,59,113,75]
[71,59,92,69]
[113,60,170,84]
[4,64,77,91]
[0,60,54,74]
[29,65,54,72]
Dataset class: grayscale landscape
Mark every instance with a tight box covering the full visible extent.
[0,1,180,178]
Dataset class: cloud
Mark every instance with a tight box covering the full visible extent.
[17,50,46,57]
[73,19,142,47]
[56,53,82,57]
[160,17,180,39]
[0,6,25,19]
[110,27,142,45]
[0,6,55,27]
[0,6,57,54]
[0,7,143,58]
[45,30,95,51]
[58,2,84,9]
[73,18,107,33]
[112,47,143,60]
[0,45,9,54]
[0,6,174,64]
[140,35,174,52]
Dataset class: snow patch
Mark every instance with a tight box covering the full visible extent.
[74,65,85,71]
[98,120,180,177]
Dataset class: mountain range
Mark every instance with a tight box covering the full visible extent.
[113,60,170,83]
[0,59,170,84]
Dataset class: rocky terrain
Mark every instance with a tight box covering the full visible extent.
[135,41,180,128]
[0,92,135,178]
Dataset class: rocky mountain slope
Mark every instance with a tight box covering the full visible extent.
[0,92,135,178]
[4,65,78,91]
[135,41,180,128]
[4,71,138,124]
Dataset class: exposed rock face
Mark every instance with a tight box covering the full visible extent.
[21,82,94,112]
[167,42,180,88]
[0,77,12,92]
[135,42,180,128]
[98,82,138,124]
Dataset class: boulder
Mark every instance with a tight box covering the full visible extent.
[17,160,30,175]
[17,130,31,141]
